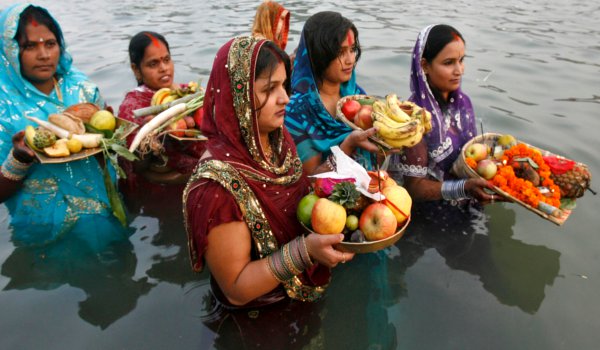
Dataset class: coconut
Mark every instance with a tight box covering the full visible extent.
[64,103,100,123]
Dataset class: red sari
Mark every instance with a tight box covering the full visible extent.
[183,36,330,308]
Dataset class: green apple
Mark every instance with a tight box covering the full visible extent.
[465,142,488,161]
[476,159,498,180]
[297,193,319,228]
[497,134,517,149]
[345,214,359,231]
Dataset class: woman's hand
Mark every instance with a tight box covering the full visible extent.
[340,127,380,155]
[305,233,355,267]
[465,177,504,204]
[12,131,35,164]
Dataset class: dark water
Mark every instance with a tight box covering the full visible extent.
[1,0,599,349]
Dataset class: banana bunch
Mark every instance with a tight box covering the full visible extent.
[371,94,433,148]
[150,81,200,106]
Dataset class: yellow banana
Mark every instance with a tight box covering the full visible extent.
[372,111,418,133]
[374,120,418,141]
[385,94,411,123]
[372,100,388,117]
[383,123,425,148]
[413,107,432,134]
[151,88,172,106]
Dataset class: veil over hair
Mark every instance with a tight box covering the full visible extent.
[184,36,330,307]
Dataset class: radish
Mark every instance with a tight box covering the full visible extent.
[128,102,188,153]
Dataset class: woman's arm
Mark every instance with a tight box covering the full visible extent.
[0,131,35,203]
[206,221,353,306]
[404,175,495,202]
[302,127,381,176]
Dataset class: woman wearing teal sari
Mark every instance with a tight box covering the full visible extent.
[0,4,128,251]
[284,11,379,174]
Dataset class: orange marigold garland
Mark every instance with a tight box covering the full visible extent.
[492,144,561,208]
[465,157,477,170]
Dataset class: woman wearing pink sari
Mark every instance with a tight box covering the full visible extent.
[184,36,352,309]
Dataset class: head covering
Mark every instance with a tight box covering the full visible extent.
[251,1,290,50]
[184,36,329,305]
[285,29,375,169]
[0,4,126,250]
[406,24,477,180]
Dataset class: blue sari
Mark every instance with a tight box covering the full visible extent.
[0,4,129,250]
[284,31,375,170]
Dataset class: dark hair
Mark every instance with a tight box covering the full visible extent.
[15,5,63,49]
[128,31,170,83]
[422,24,465,108]
[303,11,361,84]
[422,24,465,63]
[254,40,291,112]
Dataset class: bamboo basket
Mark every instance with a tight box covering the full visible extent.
[452,132,587,226]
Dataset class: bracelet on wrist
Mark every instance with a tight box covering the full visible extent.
[267,237,312,283]
[441,179,470,201]
[1,149,33,182]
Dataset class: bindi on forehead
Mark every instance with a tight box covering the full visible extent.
[30,18,39,27]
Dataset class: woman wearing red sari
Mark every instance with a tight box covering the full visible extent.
[184,36,352,308]
[118,31,204,185]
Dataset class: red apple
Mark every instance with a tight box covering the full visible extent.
[341,99,361,120]
[476,159,498,180]
[354,105,373,129]
[465,143,488,161]
[193,107,204,127]
[311,198,347,235]
[167,119,187,137]
[359,202,398,241]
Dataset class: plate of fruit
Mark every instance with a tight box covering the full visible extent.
[453,132,592,225]
[297,171,412,253]
[335,94,433,150]
[25,104,137,164]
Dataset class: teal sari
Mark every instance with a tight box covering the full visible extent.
[284,31,376,170]
[0,4,129,251]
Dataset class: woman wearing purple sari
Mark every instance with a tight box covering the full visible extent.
[388,24,493,204]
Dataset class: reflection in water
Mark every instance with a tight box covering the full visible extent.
[401,201,560,314]
[1,238,152,329]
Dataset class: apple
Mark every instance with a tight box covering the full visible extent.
[497,134,517,149]
[341,99,361,120]
[381,185,412,226]
[359,202,398,241]
[345,214,359,231]
[354,105,373,129]
[297,193,320,227]
[193,107,204,127]
[465,143,488,162]
[476,159,498,180]
[167,119,187,137]
[311,198,347,235]
[183,116,196,128]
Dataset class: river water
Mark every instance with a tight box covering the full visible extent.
[1,0,599,349]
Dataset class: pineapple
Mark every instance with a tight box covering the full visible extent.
[329,182,363,211]
[32,128,56,149]
[550,164,591,198]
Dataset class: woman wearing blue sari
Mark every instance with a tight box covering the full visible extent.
[0,4,128,251]
[285,11,379,174]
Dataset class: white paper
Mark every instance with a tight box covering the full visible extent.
[310,146,385,201]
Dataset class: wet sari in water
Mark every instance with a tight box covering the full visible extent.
[0,4,128,250]
[183,36,330,309]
